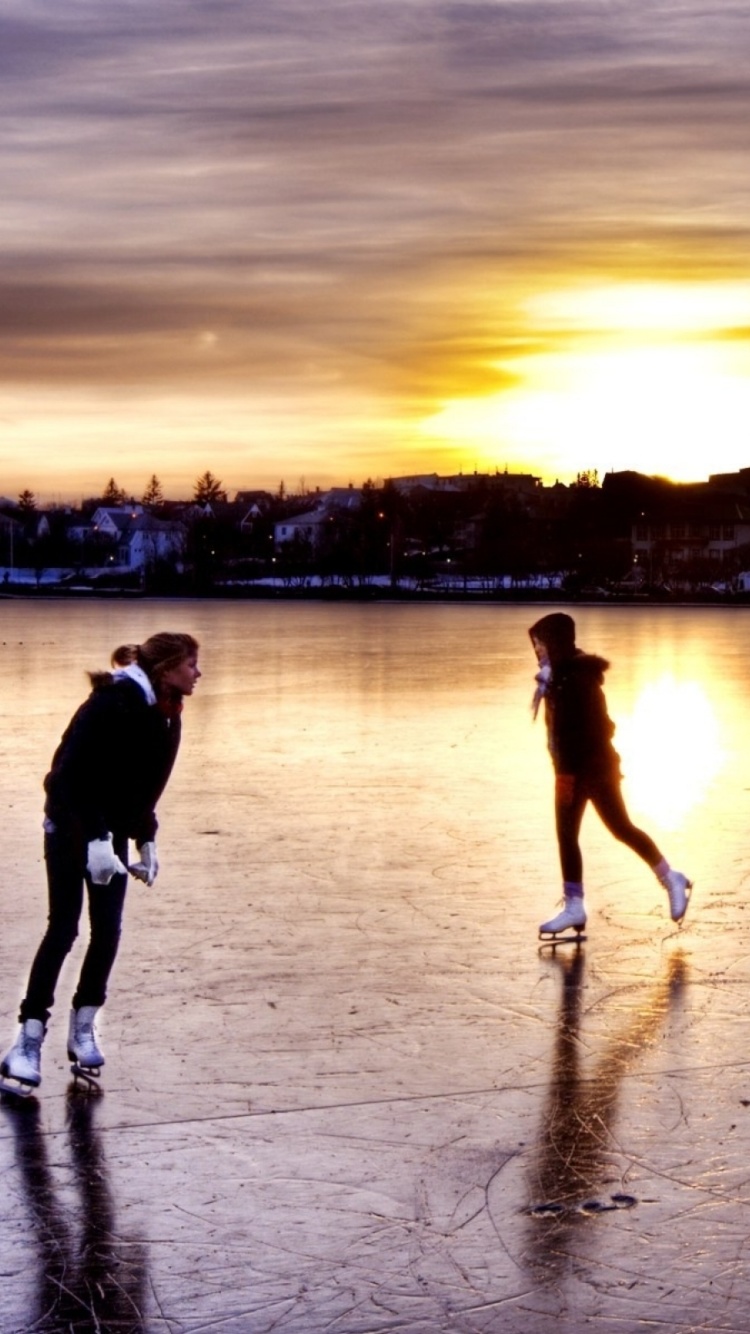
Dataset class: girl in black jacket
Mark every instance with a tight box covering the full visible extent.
[530,613,690,940]
[0,631,200,1095]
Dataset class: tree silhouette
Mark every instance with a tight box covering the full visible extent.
[573,469,600,490]
[141,474,164,507]
[17,489,37,512]
[193,471,227,503]
[102,478,127,505]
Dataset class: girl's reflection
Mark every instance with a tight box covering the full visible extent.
[2,1090,148,1332]
[525,947,687,1278]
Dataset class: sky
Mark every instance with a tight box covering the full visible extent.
[4,0,750,503]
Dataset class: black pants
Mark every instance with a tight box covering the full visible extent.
[555,772,662,885]
[19,828,128,1025]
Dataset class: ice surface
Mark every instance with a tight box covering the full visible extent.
[0,600,748,1332]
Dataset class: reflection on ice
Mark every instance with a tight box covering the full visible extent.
[1,1089,148,1333]
[524,948,688,1279]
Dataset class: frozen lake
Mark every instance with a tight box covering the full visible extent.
[0,598,749,1332]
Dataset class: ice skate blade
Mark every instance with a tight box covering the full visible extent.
[538,929,586,952]
[70,1062,103,1094]
[0,1074,39,1099]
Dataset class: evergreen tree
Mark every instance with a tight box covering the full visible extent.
[102,478,127,505]
[142,474,164,507]
[193,470,227,503]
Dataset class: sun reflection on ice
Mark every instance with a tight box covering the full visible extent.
[616,675,724,831]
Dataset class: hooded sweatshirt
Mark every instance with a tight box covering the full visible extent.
[43,671,181,845]
[529,613,620,779]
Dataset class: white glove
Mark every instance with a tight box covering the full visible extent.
[129,841,159,886]
[87,836,128,885]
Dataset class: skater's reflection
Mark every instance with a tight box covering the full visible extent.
[523,946,687,1280]
[1,1089,148,1332]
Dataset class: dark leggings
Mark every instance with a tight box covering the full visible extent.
[555,772,662,885]
[19,828,128,1025]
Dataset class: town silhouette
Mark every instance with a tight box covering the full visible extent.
[4,466,750,600]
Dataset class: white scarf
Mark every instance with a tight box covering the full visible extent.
[532,662,552,720]
[112,662,157,705]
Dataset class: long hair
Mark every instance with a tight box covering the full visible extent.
[89,632,199,689]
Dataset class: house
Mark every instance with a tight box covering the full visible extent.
[90,504,144,534]
[274,487,363,549]
[274,508,330,548]
[236,491,274,531]
[235,489,273,512]
[66,506,185,572]
[119,515,187,571]
[631,494,750,574]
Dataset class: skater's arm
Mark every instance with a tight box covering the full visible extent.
[554,671,614,775]
[129,712,182,847]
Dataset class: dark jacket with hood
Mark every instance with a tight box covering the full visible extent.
[43,669,181,846]
[529,613,620,779]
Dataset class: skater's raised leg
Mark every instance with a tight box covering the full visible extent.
[653,859,692,924]
[0,1019,45,1096]
[588,786,692,925]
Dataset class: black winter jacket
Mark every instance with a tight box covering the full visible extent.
[541,651,621,778]
[43,676,181,845]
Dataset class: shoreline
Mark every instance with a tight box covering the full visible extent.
[1,583,748,607]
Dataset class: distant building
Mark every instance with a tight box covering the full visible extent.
[68,505,186,572]
[274,486,362,549]
[119,515,187,571]
[274,509,327,547]
[389,474,463,494]
[631,494,750,569]
[708,468,750,495]
[234,489,273,511]
[90,504,144,533]
[389,470,543,499]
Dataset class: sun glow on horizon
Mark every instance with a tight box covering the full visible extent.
[420,282,750,483]
[526,281,750,335]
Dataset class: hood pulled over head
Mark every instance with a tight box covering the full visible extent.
[529,612,577,664]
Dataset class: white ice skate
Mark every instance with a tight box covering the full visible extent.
[0,1019,45,1097]
[539,897,587,947]
[68,1006,104,1091]
[661,870,692,925]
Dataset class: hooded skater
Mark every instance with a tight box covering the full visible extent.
[0,631,200,1096]
[529,612,690,940]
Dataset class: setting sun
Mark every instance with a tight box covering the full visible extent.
[616,676,724,831]
[420,283,750,484]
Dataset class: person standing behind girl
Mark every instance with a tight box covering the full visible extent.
[0,631,200,1095]
[529,613,690,940]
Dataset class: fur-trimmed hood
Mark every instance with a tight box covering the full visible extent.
[557,650,610,683]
